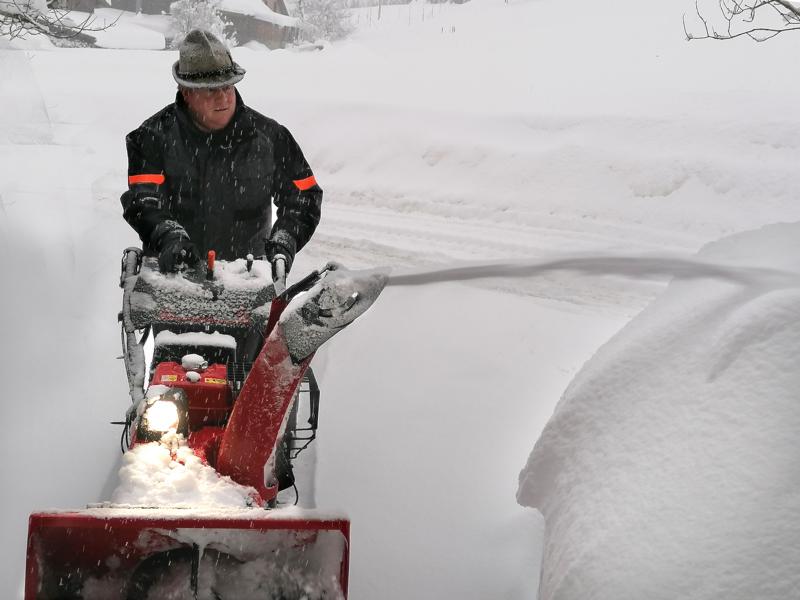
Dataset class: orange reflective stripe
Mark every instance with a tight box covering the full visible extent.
[129,174,165,186]
[293,175,317,191]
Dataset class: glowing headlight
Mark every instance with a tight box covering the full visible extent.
[134,388,189,443]
[143,399,179,433]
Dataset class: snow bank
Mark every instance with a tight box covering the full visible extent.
[517,222,800,599]
[0,51,53,144]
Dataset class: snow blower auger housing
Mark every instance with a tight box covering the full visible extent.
[25,249,388,600]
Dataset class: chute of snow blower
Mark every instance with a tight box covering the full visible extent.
[25,250,388,600]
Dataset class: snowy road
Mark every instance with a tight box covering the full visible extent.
[305,199,668,313]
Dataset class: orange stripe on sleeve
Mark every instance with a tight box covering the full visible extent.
[129,174,165,186]
[293,175,317,191]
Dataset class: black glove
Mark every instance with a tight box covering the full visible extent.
[158,232,199,273]
[265,237,295,281]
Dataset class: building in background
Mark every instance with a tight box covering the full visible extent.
[59,0,299,47]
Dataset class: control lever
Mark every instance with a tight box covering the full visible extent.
[272,255,287,296]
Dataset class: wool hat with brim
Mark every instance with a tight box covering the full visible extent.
[172,29,245,89]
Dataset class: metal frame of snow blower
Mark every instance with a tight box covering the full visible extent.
[117,247,321,460]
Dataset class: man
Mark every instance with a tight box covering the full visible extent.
[121,31,321,491]
[121,29,322,278]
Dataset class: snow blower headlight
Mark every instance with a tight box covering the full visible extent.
[143,400,179,432]
[136,388,190,442]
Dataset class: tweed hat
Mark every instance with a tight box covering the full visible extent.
[172,30,246,89]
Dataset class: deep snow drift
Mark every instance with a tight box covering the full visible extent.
[518,223,800,599]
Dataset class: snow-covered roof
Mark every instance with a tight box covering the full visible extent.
[219,0,298,27]
[0,0,47,18]
[64,9,171,49]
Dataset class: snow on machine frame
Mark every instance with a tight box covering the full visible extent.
[25,248,388,600]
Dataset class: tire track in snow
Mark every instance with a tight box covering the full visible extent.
[303,195,671,315]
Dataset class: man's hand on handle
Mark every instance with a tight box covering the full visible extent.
[265,236,296,295]
[158,231,199,273]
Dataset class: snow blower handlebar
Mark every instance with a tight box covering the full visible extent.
[283,262,340,299]
[119,247,147,404]
[272,254,288,296]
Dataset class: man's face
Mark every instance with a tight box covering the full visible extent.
[181,85,236,132]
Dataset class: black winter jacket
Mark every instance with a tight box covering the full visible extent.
[121,90,322,260]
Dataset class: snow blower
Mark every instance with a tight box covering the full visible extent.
[25,249,387,599]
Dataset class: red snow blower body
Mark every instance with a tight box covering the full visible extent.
[25,249,388,600]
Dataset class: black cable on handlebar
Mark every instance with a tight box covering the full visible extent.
[281,270,322,301]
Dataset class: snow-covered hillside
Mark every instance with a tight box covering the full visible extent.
[2,0,800,598]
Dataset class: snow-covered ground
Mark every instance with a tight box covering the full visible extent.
[2,0,800,598]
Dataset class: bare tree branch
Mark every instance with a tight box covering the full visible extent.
[1,0,119,41]
[773,0,800,17]
[686,0,800,40]
[685,0,715,39]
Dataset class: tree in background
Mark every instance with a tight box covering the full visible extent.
[1,0,109,40]
[296,0,353,41]
[685,0,800,40]
[170,0,236,48]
